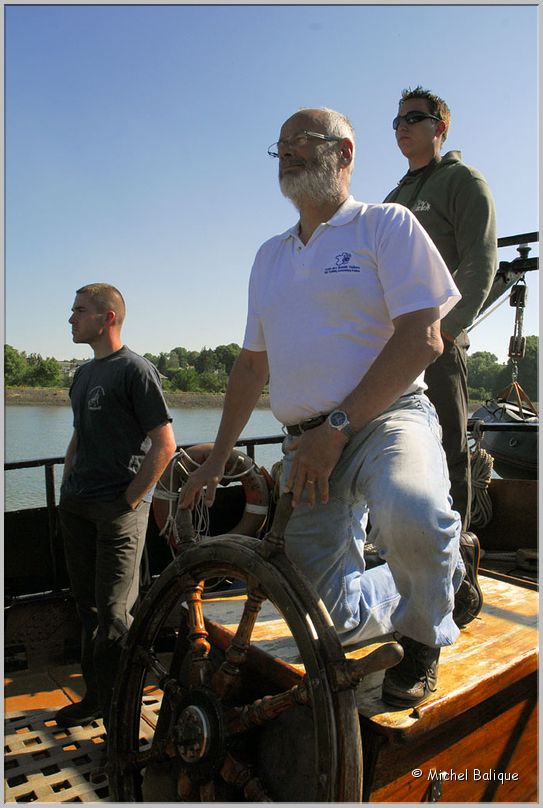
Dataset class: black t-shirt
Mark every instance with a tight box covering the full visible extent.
[62,346,172,501]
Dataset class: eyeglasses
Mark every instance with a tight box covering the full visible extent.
[267,130,343,158]
[392,111,441,130]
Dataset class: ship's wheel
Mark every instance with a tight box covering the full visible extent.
[108,494,402,802]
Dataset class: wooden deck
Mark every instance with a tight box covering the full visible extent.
[202,574,537,714]
[203,573,538,802]
[4,574,538,803]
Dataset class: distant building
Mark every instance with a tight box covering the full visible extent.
[59,359,88,379]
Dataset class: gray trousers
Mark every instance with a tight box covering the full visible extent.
[59,495,150,730]
[424,332,471,530]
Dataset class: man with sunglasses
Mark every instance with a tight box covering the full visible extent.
[180,107,476,709]
[384,87,497,537]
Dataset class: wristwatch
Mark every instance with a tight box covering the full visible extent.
[327,409,355,441]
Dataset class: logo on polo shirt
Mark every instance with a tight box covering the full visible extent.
[323,252,361,274]
[336,252,352,266]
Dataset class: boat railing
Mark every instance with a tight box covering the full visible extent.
[4,435,286,604]
[473,231,538,317]
[5,416,537,600]
[4,435,286,514]
[497,231,538,249]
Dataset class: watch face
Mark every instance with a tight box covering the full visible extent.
[330,410,347,427]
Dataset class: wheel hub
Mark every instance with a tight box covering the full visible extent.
[176,704,210,762]
[173,687,225,778]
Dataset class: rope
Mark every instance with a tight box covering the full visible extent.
[467,293,509,332]
[159,448,261,545]
[158,448,247,555]
[193,500,211,538]
[177,446,254,480]
[156,457,184,547]
[469,430,494,528]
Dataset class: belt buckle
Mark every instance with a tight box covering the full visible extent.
[302,414,326,432]
[283,422,304,436]
[284,414,327,436]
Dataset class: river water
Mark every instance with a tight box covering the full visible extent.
[4,403,501,511]
[4,405,284,511]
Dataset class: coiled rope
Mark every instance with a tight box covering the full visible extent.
[469,422,494,529]
[153,447,258,555]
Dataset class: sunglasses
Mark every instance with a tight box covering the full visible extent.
[392,111,441,130]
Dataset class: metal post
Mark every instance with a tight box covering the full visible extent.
[45,463,59,589]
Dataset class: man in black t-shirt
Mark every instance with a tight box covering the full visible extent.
[54,284,176,737]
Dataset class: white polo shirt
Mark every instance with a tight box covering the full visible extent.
[243,196,460,425]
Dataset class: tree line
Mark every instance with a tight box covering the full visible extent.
[3,343,242,394]
[4,337,539,402]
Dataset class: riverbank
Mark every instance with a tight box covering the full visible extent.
[5,387,497,412]
[4,387,271,409]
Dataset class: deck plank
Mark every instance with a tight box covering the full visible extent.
[203,575,538,738]
[5,664,86,714]
[351,575,538,738]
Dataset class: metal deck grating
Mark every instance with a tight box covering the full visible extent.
[4,693,162,803]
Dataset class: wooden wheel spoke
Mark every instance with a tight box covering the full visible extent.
[133,644,186,751]
[151,617,193,742]
[212,580,267,698]
[328,641,404,690]
[147,677,186,754]
[176,768,194,800]
[199,780,217,801]
[116,738,173,775]
[170,608,192,678]
[133,642,172,683]
[183,578,213,687]
[220,752,273,802]
[225,677,310,735]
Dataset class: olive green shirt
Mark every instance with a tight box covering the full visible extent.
[384,150,497,337]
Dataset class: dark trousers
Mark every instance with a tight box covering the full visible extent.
[424,333,471,530]
[59,495,150,730]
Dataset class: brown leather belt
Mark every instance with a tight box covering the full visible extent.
[285,414,328,436]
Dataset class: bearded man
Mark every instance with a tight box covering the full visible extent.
[180,107,480,708]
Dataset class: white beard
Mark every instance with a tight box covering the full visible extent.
[279,148,343,209]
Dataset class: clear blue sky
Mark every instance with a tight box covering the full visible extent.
[5,3,539,365]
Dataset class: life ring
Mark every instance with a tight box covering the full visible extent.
[152,443,272,554]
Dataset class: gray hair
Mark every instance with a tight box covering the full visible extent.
[297,107,356,172]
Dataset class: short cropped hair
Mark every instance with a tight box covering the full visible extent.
[76,283,126,326]
[400,86,451,142]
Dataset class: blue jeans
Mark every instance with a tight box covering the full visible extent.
[59,494,150,729]
[280,394,463,649]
